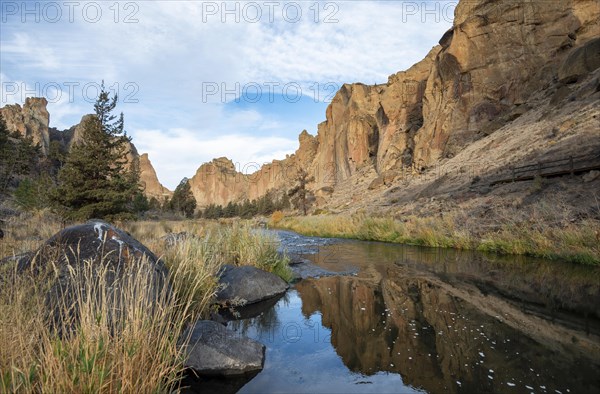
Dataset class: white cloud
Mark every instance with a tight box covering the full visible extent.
[133,127,297,189]
[0,0,454,189]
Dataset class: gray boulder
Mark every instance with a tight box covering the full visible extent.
[12,220,169,331]
[182,320,265,376]
[216,264,288,305]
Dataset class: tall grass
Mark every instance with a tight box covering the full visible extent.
[0,253,202,393]
[125,220,292,283]
[274,213,600,265]
[1,215,291,393]
[0,209,62,260]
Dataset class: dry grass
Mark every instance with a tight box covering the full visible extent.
[123,220,292,283]
[274,211,600,265]
[0,209,62,261]
[0,253,200,393]
[0,214,291,393]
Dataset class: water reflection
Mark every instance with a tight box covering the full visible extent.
[296,273,600,393]
[186,231,600,393]
[290,235,600,328]
[231,290,423,394]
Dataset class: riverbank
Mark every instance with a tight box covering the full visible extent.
[272,212,600,265]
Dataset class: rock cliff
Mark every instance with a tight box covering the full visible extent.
[3,0,598,211]
[139,153,172,200]
[187,0,600,209]
[0,97,50,155]
[188,130,318,206]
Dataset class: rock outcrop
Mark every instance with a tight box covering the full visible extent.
[140,153,172,200]
[0,97,50,155]
[188,158,247,207]
[185,0,599,210]
[187,130,318,207]
[558,37,600,83]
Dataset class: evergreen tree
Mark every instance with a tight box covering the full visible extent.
[224,201,236,218]
[169,177,196,218]
[148,197,162,211]
[53,83,139,220]
[278,192,291,210]
[288,168,315,215]
[14,175,53,211]
[131,192,150,214]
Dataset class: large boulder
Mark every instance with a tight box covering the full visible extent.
[216,264,289,305]
[181,320,265,376]
[16,220,169,329]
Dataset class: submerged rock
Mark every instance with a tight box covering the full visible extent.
[216,264,289,305]
[289,259,358,281]
[217,293,285,321]
[182,320,265,376]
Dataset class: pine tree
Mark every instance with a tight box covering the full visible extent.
[169,177,196,218]
[224,201,236,218]
[53,83,139,221]
[288,169,315,215]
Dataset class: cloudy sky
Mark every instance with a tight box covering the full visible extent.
[1,0,454,189]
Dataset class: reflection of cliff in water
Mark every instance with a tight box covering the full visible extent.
[296,267,600,394]
[300,239,600,330]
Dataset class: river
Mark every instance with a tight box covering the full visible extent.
[189,230,600,394]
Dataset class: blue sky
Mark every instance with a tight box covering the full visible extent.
[1,1,454,189]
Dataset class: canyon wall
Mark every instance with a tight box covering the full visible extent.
[186,0,599,207]
[2,0,598,209]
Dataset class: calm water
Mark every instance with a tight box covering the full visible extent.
[194,230,600,394]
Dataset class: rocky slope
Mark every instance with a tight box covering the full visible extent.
[0,101,170,200]
[187,0,599,210]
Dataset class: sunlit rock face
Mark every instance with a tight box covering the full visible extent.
[312,0,600,186]
[187,131,319,207]
[414,0,600,165]
[0,97,50,155]
[188,157,247,207]
[184,0,600,207]
[139,153,172,200]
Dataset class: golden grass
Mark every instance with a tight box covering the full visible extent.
[1,254,198,393]
[0,209,62,261]
[123,220,292,283]
[0,214,291,393]
[274,212,600,265]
